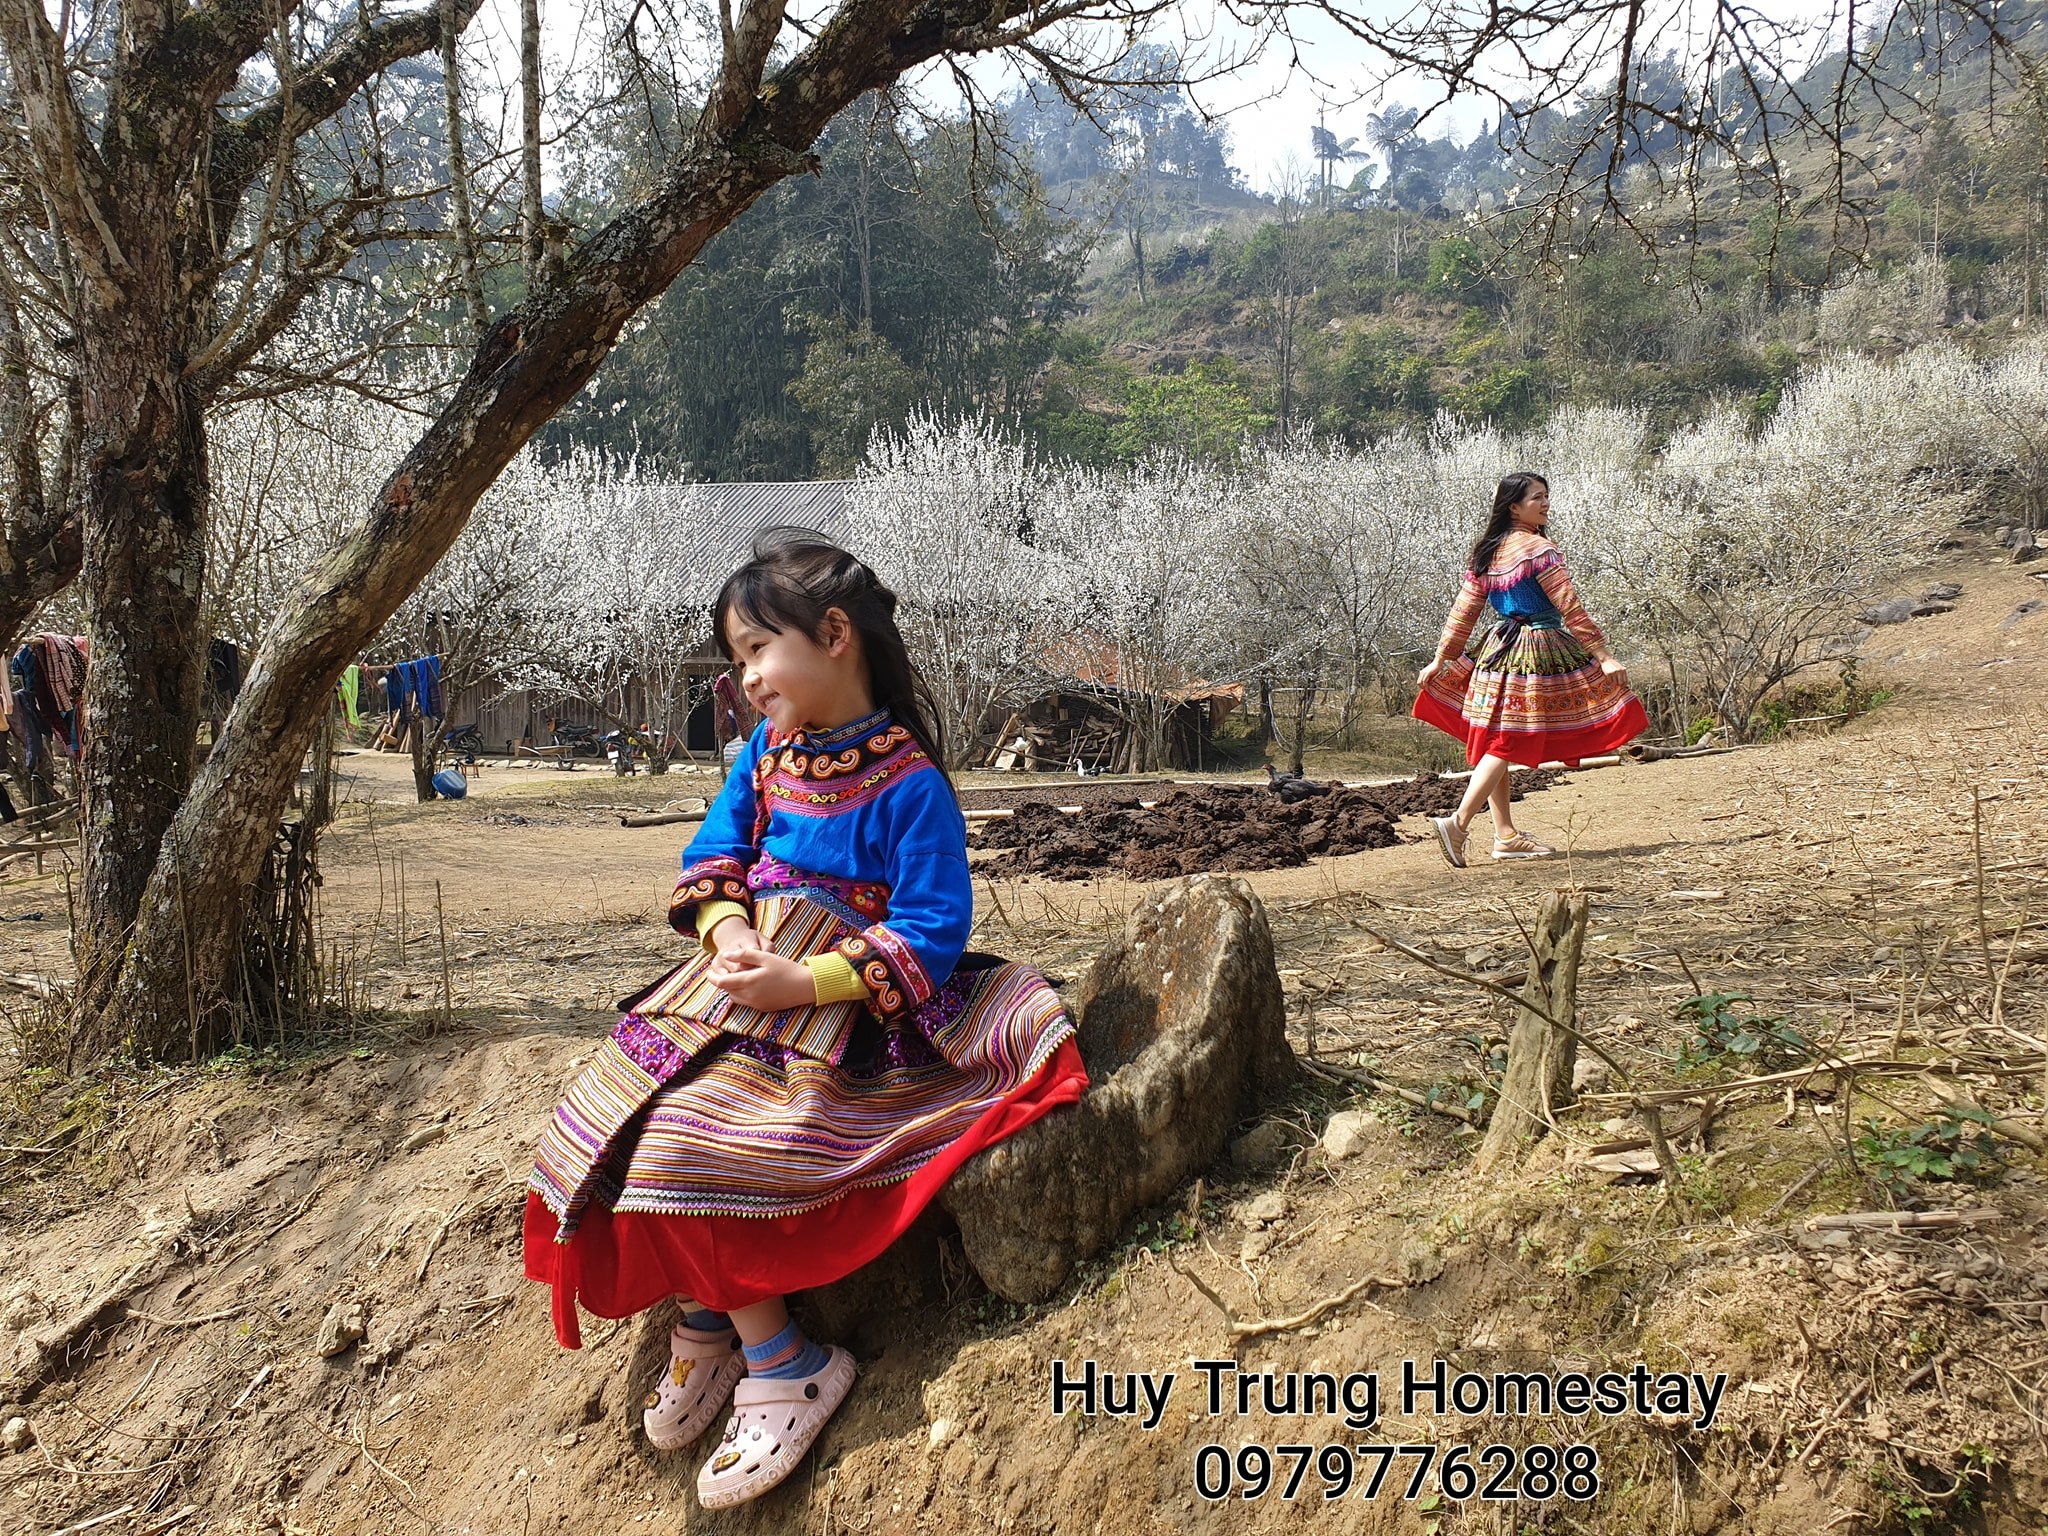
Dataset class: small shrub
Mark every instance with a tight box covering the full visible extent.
[1675,991,1815,1071]
[1856,1105,2003,1196]
[1676,1153,1731,1216]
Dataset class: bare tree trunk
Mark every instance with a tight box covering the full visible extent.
[409,709,438,801]
[100,121,820,1055]
[1476,889,1588,1172]
[519,0,545,290]
[1287,678,1315,777]
[440,0,489,336]
[0,495,78,653]
[74,295,211,993]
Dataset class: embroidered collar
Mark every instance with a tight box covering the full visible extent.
[787,707,892,752]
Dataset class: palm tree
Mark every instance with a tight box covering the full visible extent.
[1310,122,1369,210]
[1365,105,1422,189]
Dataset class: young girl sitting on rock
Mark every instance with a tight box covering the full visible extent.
[523,528,1088,1509]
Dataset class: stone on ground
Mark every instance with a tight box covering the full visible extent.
[1320,1108,1379,1161]
[943,874,1295,1302]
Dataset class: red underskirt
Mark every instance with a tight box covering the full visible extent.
[1413,691,1649,770]
[523,1038,1089,1347]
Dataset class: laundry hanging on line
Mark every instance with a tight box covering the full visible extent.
[336,663,363,729]
[207,639,242,702]
[384,656,444,721]
[10,635,88,760]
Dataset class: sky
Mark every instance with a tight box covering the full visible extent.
[1166,2,1500,189]
[1179,0,1855,190]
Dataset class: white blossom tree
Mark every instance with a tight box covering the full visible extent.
[1581,352,1977,737]
[1233,434,1453,767]
[525,466,725,774]
[857,413,1056,767]
[1035,455,1242,772]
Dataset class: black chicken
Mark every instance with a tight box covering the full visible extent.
[1263,764,1333,803]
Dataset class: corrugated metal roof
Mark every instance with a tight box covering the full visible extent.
[629,481,855,575]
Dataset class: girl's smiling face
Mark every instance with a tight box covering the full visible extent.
[725,606,868,735]
[1511,480,1551,532]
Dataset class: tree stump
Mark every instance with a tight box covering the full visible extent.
[1475,889,1590,1173]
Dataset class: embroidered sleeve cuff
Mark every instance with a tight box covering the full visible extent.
[833,925,937,1020]
[805,953,871,1005]
[696,901,750,953]
[668,856,752,938]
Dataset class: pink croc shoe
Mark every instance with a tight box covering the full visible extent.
[696,1346,856,1509]
[643,1324,747,1451]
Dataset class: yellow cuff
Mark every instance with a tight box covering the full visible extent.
[697,900,750,952]
[805,953,871,1005]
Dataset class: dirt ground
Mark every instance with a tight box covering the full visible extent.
[1,546,2045,1536]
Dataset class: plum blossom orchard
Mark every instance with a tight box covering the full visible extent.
[848,342,2020,755]
[205,400,740,776]
[515,463,729,771]
[857,416,1062,767]
[194,341,2014,802]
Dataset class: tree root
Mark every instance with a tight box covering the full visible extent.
[1170,1249,1411,1342]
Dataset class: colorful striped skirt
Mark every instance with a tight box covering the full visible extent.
[523,908,1085,1347]
[1413,616,1647,768]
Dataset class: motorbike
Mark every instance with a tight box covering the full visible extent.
[442,722,485,761]
[547,719,605,758]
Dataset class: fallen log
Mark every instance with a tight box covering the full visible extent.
[619,809,708,828]
[1626,741,1753,763]
[1806,1209,2004,1231]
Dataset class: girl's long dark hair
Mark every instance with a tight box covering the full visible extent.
[713,527,953,789]
[1466,471,1550,574]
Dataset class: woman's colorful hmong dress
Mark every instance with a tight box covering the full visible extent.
[523,710,1087,1348]
[1412,531,1647,768]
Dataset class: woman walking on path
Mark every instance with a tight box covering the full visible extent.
[1412,472,1647,866]
[524,530,1085,1507]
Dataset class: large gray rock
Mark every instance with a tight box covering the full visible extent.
[941,874,1295,1302]
[1860,597,1917,626]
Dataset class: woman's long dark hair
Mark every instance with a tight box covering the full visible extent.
[713,527,953,788]
[1466,471,1550,574]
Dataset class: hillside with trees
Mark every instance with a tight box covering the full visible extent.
[532,4,2048,476]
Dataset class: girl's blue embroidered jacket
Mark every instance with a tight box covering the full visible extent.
[668,708,970,1021]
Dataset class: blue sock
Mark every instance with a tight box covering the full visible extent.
[681,1306,730,1332]
[742,1320,829,1380]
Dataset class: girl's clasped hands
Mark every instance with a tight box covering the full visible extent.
[704,914,816,1011]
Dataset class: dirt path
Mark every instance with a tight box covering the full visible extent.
[1,550,2044,1536]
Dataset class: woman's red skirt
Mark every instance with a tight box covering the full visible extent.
[1413,622,1647,769]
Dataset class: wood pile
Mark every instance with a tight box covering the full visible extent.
[983,697,1133,773]
[0,799,77,876]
